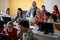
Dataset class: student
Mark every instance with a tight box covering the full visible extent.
[52,5,59,22]
[12,8,26,22]
[43,12,50,22]
[26,1,40,22]
[3,8,11,17]
[16,20,37,40]
[33,11,44,25]
[40,5,47,15]
[2,21,17,40]
[52,5,59,15]
[0,21,8,40]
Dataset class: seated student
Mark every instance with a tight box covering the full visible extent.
[12,8,26,22]
[3,8,11,17]
[16,21,38,40]
[43,12,51,22]
[52,5,59,15]
[40,5,47,15]
[33,11,44,25]
[0,20,8,40]
[2,21,17,40]
[52,5,59,22]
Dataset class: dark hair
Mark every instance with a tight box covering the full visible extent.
[32,1,36,6]
[18,20,29,28]
[42,5,45,8]
[6,8,10,10]
[54,5,59,13]
[45,12,52,17]
[17,8,23,17]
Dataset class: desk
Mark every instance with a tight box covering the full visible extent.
[30,26,60,40]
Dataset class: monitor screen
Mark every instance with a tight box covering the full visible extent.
[38,22,54,34]
[2,17,11,24]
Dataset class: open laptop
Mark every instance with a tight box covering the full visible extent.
[2,17,12,24]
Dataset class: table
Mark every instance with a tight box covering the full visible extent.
[32,30,60,40]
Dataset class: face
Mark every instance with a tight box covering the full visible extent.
[53,6,56,10]
[6,9,10,14]
[42,7,45,10]
[19,25,27,32]
[36,12,40,17]
[7,23,13,30]
[44,14,48,19]
[32,3,37,8]
[17,10,21,15]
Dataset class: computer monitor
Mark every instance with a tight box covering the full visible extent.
[2,17,11,24]
[38,22,54,34]
[0,21,4,32]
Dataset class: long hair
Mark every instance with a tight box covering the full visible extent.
[17,8,23,17]
[54,5,59,13]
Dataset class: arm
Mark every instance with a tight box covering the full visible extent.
[12,16,18,22]
[26,8,31,17]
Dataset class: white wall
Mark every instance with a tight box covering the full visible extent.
[0,0,8,13]
[44,0,60,13]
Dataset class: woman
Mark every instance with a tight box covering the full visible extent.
[33,11,44,25]
[40,5,47,15]
[52,5,59,22]
[12,8,26,22]
[52,5,59,15]
[4,8,11,17]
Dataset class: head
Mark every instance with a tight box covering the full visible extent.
[53,5,59,11]
[17,8,23,16]
[6,21,13,30]
[5,8,10,14]
[42,5,46,11]
[19,20,29,32]
[32,1,37,9]
[36,11,40,17]
[44,12,51,20]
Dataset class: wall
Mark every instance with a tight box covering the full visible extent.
[0,0,8,13]
[44,0,60,13]
[8,0,44,17]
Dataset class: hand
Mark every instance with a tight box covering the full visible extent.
[4,28,8,35]
[18,39,21,40]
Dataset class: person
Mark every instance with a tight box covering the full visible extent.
[3,8,11,17]
[52,5,59,22]
[12,8,26,22]
[2,21,17,40]
[43,12,51,22]
[26,1,40,22]
[40,5,47,15]
[52,5,59,15]
[16,20,38,40]
[32,11,44,25]
[0,20,8,40]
